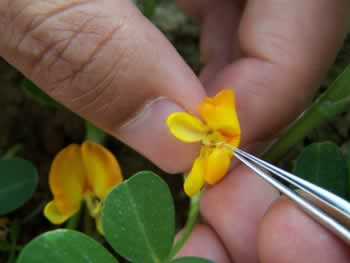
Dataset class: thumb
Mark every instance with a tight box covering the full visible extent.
[204,0,349,145]
[0,0,205,172]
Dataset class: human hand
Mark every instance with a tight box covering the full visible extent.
[175,0,350,262]
[0,0,349,262]
[0,0,207,173]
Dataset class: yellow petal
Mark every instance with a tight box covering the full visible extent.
[44,201,79,224]
[228,135,240,148]
[198,89,241,139]
[184,156,205,197]
[81,141,123,199]
[49,144,85,215]
[204,147,232,185]
[167,112,209,143]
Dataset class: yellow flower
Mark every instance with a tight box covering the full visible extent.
[44,141,123,234]
[167,89,240,196]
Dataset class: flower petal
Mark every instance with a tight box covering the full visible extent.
[44,201,79,224]
[167,112,209,143]
[198,89,241,139]
[228,135,240,148]
[81,141,123,199]
[205,147,232,185]
[49,144,85,215]
[184,156,205,197]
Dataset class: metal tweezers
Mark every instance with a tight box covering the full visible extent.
[232,148,350,245]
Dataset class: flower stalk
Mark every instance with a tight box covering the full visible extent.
[263,64,350,162]
[169,192,201,260]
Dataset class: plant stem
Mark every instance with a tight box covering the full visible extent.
[142,0,157,18]
[2,145,22,159]
[263,65,350,162]
[85,121,107,144]
[7,221,20,263]
[168,192,201,260]
[65,208,82,230]
[0,241,22,252]
[83,205,94,237]
[21,201,46,224]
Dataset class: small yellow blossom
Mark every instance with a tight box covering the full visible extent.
[167,89,241,196]
[44,141,123,234]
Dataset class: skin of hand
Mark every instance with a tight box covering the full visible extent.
[0,0,349,262]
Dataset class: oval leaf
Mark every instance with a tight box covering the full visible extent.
[17,229,118,263]
[172,257,214,263]
[102,171,175,263]
[0,159,38,215]
[294,142,349,199]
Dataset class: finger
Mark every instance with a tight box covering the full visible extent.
[207,0,349,145]
[0,0,205,173]
[258,197,350,263]
[176,224,231,263]
[177,0,242,85]
[199,1,349,262]
[202,167,279,262]
[300,191,350,228]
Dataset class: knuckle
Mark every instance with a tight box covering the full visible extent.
[9,0,128,98]
[35,18,136,130]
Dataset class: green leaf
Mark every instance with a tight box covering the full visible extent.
[264,64,350,162]
[17,229,118,263]
[22,79,62,109]
[0,241,11,251]
[141,0,158,18]
[102,171,175,263]
[172,257,214,263]
[0,159,38,215]
[294,142,349,199]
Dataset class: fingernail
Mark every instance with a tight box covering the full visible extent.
[116,97,199,173]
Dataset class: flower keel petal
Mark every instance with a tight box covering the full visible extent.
[205,148,232,185]
[184,157,206,197]
[44,201,78,224]
[49,144,85,215]
[82,141,123,199]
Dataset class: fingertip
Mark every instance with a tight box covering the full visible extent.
[116,98,200,174]
[200,165,279,262]
[0,0,206,175]
[258,197,350,263]
[176,224,231,263]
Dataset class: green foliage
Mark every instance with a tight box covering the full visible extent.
[264,64,350,162]
[17,230,118,263]
[85,121,107,144]
[22,79,62,109]
[133,0,158,18]
[0,159,38,215]
[102,171,175,263]
[142,0,158,18]
[294,142,349,200]
[16,172,213,263]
